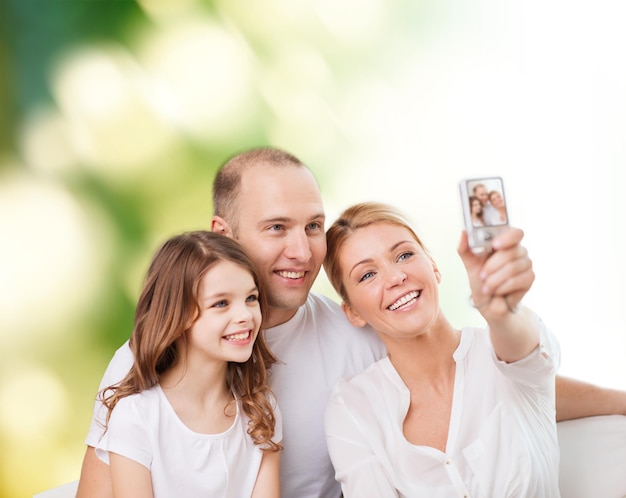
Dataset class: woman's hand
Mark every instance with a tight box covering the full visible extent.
[457,227,534,320]
[457,227,540,362]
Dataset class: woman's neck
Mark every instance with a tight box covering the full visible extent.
[384,315,460,382]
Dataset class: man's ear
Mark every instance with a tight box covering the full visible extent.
[341,302,368,328]
[211,216,234,238]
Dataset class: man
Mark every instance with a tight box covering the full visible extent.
[78,147,626,498]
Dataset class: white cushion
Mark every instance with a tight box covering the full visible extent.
[33,480,78,498]
[557,415,626,498]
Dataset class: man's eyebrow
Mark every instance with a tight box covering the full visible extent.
[257,213,325,225]
[310,212,326,222]
[259,216,291,224]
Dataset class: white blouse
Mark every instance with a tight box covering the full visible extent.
[325,324,561,498]
[96,385,282,498]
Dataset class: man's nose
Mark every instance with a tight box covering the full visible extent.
[284,230,312,261]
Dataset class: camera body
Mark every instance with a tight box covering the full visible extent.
[460,176,509,253]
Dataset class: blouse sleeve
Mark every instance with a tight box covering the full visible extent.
[492,313,560,388]
[95,394,152,470]
[324,385,399,498]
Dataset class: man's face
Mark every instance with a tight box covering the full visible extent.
[231,165,327,327]
[474,185,489,206]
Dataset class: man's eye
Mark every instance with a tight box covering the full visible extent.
[269,225,284,231]
[306,222,323,231]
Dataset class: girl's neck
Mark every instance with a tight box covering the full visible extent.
[159,358,236,434]
[160,352,231,402]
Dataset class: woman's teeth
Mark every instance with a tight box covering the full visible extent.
[388,291,420,310]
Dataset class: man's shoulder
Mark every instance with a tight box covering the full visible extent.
[303,292,350,326]
[98,339,134,389]
[306,293,380,336]
[305,292,342,311]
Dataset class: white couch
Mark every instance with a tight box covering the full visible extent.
[34,415,626,497]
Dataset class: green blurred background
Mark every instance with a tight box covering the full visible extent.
[1,0,625,496]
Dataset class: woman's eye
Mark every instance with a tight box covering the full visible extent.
[398,251,414,262]
[359,271,375,282]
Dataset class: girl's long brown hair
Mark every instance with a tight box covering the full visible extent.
[100,231,280,451]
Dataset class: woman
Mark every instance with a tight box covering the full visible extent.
[488,190,508,224]
[96,231,282,498]
[323,202,560,498]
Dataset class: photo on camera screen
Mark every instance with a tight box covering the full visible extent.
[460,176,509,253]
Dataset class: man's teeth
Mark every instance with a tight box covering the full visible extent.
[278,271,305,279]
[388,291,420,310]
[224,331,250,341]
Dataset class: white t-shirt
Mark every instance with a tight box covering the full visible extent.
[325,324,561,498]
[95,385,282,497]
[86,293,387,498]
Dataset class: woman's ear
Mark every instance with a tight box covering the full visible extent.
[434,267,442,283]
[430,257,442,284]
[341,302,368,328]
[211,216,234,237]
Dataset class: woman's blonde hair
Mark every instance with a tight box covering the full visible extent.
[324,202,428,304]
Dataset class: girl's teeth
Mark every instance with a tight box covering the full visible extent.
[225,332,249,341]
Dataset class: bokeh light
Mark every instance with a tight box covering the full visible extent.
[1,0,625,496]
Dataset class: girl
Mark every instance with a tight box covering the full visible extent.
[468,195,485,227]
[323,202,560,498]
[96,231,282,498]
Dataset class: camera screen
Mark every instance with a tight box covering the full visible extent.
[463,177,508,227]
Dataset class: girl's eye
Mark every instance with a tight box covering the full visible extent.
[212,300,228,308]
[398,251,414,262]
[359,271,375,282]
[246,294,259,303]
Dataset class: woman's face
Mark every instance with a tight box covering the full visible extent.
[490,191,504,208]
[338,222,441,341]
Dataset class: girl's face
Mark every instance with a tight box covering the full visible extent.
[187,260,262,366]
[471,199,482,215]
[338,223,442,342]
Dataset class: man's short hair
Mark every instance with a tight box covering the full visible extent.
[472,183,486,195]
[213,147,307,236]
